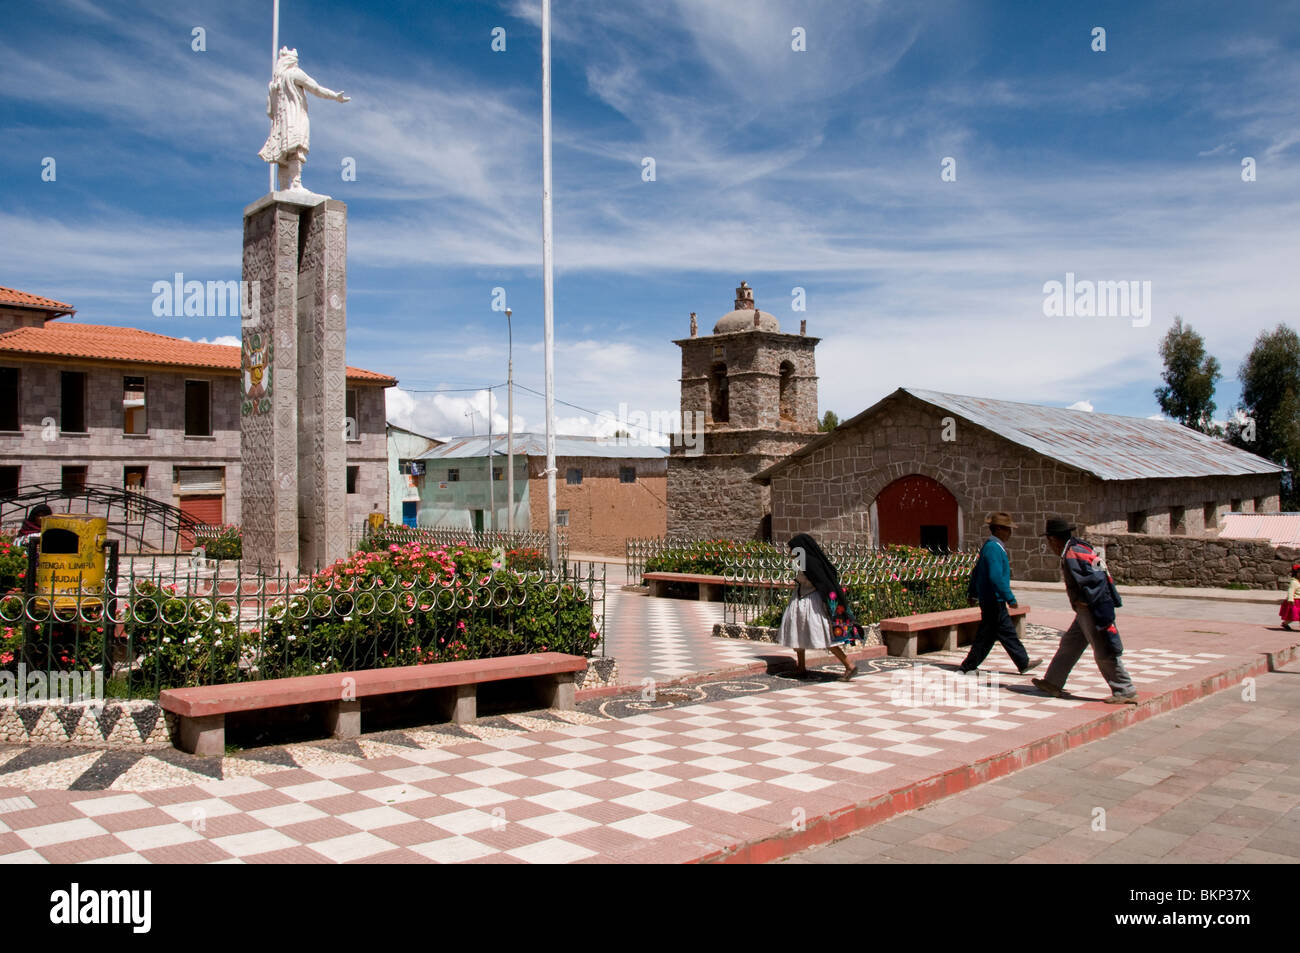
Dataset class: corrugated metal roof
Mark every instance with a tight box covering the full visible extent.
[904,389,1284,481]
[1219,513,1300,547]
[417,432,668,461]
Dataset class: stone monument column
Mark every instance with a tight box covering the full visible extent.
[241,192,348,572]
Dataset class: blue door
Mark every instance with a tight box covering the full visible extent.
[402,501,417,528]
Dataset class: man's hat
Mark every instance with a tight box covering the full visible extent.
[1042,518,1077,537]
[986,511,1015,530]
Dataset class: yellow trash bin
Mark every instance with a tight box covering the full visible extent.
[367,511,386,532]
[34,514,107,609]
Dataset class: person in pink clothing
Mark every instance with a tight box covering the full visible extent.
[1280,564,1300,630]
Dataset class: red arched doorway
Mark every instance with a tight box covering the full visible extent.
[874,475,959,551]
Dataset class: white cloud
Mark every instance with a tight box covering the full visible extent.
[1068,400,1094,412]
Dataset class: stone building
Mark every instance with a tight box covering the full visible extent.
[756,387,1284,580]
[412,434,667,554]
[667,281,820,539]
[0,285,395,534]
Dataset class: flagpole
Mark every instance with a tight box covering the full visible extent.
[270,0,280,194]
[541,0,558,569]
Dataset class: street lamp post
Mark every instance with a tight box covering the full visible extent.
[505,308,514,537]
[487,386,495,532]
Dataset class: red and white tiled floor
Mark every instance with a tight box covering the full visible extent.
[2,608,1294,864]
[601,588,768,684]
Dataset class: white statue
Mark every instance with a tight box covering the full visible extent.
[258,47,350,192]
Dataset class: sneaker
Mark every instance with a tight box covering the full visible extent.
[1104,693,1139,705]
[1019,658,1042,675]
[1031,677,1068,698]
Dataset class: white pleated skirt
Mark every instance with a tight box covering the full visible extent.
[778,585,833,650]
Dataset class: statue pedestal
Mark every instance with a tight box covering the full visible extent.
[240,192,349,573]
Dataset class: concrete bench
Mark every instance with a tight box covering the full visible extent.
[880,605,1030,658]
[159,652,587,756]
[642,571,789,601]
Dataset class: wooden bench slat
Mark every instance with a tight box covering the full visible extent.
[159,652,587,718]
[879,605,1029,632]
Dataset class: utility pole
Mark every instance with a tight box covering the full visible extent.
[270,0,279,194]
[506,308,514,537]
[541,0,558,569]
[487,387,495,531]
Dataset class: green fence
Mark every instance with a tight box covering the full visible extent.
[1,540,604,699]
[719,547,979,627]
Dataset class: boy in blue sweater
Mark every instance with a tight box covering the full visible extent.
[958,512,1041,675]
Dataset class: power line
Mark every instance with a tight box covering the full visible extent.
[512,382,674,439]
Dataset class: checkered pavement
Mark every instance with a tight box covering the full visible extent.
[0,634,1237,864]
[602,589,767,684]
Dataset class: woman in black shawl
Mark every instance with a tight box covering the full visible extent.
[779,533,862,679]
[16,504,51,546]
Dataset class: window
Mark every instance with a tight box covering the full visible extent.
[0,367,18,431]
[1253,496,1267,513]
[566,468,583,485]
[778,360,795,421]
[62,465,87,494]
[124,466,147,520]
[61,371,86,433]
[493,467,503,481]
[123,375,147,434]
[556,509,570,526]
[1203,502,1217,529]
[448,468,459,482]
[1127,511,1146,533]
[347,466,359,494]
[185,380,212,436]
[1230,498,1243,513]
[0,466,19,499]
[1170,505,1186,535]
[619,466,636,484]
[345,388,359,441]
[710,363,729,423]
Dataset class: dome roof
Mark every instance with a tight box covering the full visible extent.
[711,281,781,334]
[713,308,780,333]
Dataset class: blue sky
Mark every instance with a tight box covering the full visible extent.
[3,0,1298,441]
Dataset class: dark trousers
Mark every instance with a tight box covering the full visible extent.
[959,601,1029,673]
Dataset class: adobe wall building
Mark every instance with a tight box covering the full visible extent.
[667,282,820,539]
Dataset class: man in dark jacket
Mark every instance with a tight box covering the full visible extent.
[1032,518,1138,704]
[958,512,1040,675]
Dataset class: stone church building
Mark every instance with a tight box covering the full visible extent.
[756,388,1284,580]
[664,284,1285,581]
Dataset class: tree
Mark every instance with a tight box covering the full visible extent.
[1227,324,1300,508]
[818,410,839,432]
[1154,316,1221,434]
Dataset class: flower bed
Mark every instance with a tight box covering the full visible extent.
[642,539,777,578]
[194,524,242,561]
[0,536,601,695]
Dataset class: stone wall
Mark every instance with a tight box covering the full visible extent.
[766,391,1287,582]
[1093,532,1300,590]
[667,454,772,540]
[768,392,1092,578]
[676,329,819,432]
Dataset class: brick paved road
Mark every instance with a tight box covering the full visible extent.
[783,660,1300,864]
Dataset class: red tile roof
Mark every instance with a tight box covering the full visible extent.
[0,321,396,385]
[0,286,75,316]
